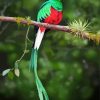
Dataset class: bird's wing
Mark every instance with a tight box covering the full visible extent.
[37,3,51,22]
[34,2,51,33]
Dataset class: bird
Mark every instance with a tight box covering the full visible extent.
[30,0,63,100]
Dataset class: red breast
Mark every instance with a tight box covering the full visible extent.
[44,7,62,24]
[40,7,62,32]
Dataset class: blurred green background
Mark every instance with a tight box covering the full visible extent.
[0,0,100,100]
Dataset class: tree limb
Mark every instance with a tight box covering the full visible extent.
[0,16,100,43]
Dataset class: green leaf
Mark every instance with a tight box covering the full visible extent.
[2,69,11,76]
[7,71,14,80]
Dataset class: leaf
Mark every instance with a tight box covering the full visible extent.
[14,68,20,77]
[8,71,14,80]
[2,69,11,76]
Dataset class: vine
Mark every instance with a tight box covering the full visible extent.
[14,26,31,77]
[2,20,32,77]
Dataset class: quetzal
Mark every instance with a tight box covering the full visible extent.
[30,0,63,100]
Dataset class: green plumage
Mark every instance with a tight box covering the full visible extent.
[37,0,63,21]
[30,0,63,100]
[30,49,49,100]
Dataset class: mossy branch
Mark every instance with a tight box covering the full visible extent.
[0,16,100,43]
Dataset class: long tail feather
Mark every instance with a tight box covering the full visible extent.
[30,27,49,100]
[30,49,49,100]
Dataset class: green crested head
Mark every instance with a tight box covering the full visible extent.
[49,0,63,11]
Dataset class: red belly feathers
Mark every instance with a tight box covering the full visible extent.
[40,7,62,32]
[44,7,62,24]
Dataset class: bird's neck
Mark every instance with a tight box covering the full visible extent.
[49,0,63,11]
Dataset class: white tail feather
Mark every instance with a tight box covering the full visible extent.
[34,28,45,50]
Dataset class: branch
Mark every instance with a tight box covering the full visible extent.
[0,16,100,43]
[0,2,12,26]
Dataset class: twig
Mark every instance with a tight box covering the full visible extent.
[15,26,30,68]
[0,23,9,35]
[0,3,12,26]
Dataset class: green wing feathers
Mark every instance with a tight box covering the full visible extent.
[37,4,51,21]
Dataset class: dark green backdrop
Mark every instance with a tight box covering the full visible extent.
[0,0,100,100]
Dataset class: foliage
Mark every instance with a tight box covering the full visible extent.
[0,0,100,100]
